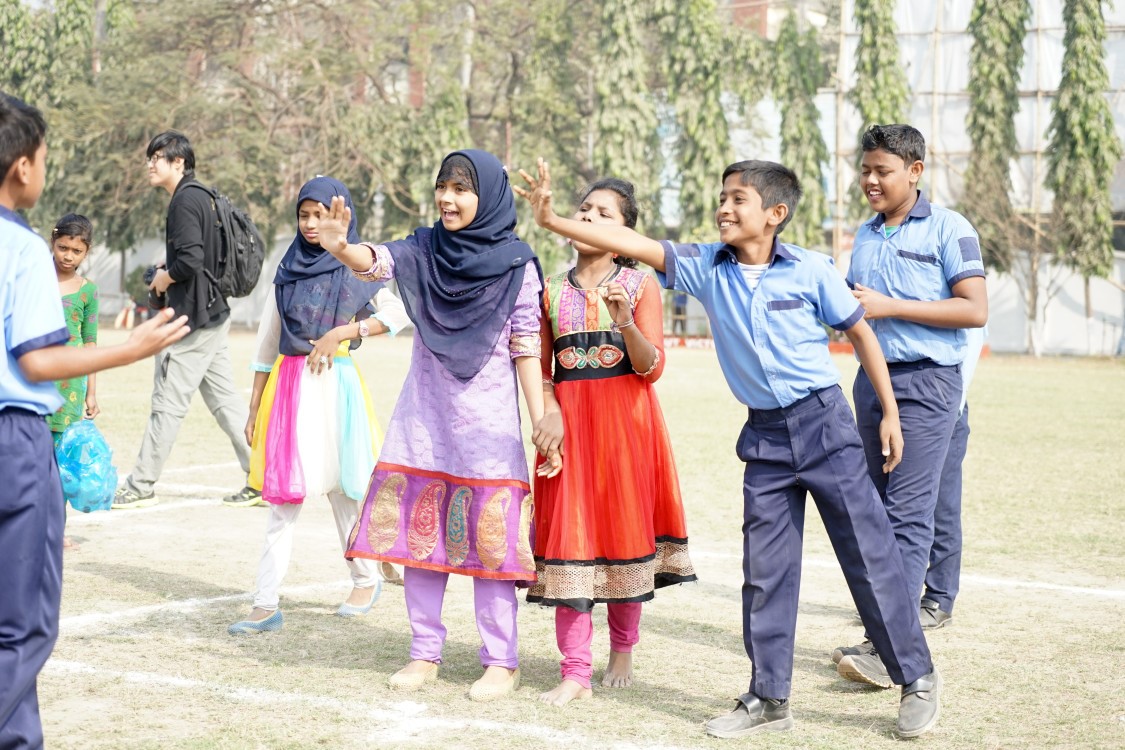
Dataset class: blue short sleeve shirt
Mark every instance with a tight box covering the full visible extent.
[657,237,864,410]
[846,191,986,365]
[1,208,69,414]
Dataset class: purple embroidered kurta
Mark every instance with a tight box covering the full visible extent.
[345,241,542,580]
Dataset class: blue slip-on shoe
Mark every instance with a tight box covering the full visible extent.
[228,609,283,635]
[336,580,382,618]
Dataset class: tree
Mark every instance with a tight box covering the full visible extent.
[849,0,909,219]
[774,12,830,250]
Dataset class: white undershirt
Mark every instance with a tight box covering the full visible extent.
[738,262,769,291]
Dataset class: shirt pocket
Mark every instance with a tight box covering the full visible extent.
[889,248,944,300]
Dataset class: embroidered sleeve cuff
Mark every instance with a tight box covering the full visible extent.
[373,309,404,337]
[351,243,393,282]
[831,305,865,332]
[10,328,70,360]
[947,268,986,286]
[509,333,541,359]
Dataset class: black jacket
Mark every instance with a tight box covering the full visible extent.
[163,177,230,329]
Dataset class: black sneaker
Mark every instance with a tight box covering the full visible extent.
[897,668,942,738]
[919,599,953,630]
[222,486,264,508]
[837,648,895,689]
[704,692,793,738]
[112,486,159,509]
[831,639,875,665]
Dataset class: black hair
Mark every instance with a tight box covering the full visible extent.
[51,213,94,250]
[0,92,47,186]
[861,124,926,165]
[435,153,478,194]
[146,130,195,176]
[720,160,802,235]
[577,178,640,267]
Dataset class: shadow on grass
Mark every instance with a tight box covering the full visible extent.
[73,560,245,602]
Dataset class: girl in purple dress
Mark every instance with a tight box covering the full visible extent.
[315,150,557,702]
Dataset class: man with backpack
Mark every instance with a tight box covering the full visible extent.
[114,130,263,509]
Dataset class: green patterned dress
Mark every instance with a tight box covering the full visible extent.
[47,279,99,433]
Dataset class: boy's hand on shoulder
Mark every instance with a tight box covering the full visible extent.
[852,283,898,320]
[513,157,558,229]
[879,414,903,473]
[128,307,190,359]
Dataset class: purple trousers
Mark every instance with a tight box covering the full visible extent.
[404,566,519,668]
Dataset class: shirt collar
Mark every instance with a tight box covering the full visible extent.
[866,189,932,230]
[713,236,798,267]
[0,205,30,230]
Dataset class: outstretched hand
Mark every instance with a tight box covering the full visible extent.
[316,196,352,255]
[127,307,190,358]
[513,157,558,229]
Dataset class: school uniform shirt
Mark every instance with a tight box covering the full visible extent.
[847,191,986,365]
[657,237,863,410]
[164,177,230,331]
[0,207,68,414]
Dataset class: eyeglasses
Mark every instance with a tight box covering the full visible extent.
[145,152,165,166]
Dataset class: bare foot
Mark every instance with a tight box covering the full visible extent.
[602,650,634,688]
[245,607,275,622]
[63,536,80,551]
[539,678,592,706]
[345,585,377,606]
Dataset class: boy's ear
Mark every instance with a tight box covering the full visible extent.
[908,159,925,185]
[767,202,788,228]
[6,156,31,187]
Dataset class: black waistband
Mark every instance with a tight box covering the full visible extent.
[885,358,956,371]
[552,330,634,382]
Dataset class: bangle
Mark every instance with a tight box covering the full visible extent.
[634,348,660,378]
[542,377,554,387]
[611,317,635,333]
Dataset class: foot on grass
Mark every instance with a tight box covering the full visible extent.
[602,650,633,688]
[539,678,592,706]
[63,536,80,551]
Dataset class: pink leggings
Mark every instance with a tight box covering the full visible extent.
[556,603,642,689]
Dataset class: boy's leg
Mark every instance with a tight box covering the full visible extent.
[404,567,449,663]
[924,404,971,618]
[0,412,64,749]
[473,578,519,669]
[195,320,252,475]
[853,365,961,600]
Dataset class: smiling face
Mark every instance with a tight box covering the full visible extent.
[715,174,785,249]
[571,188,627,255]
[434,177,479,231]
[146,151,184,193]
[297,199,326,246]
[51,233,89,276]
[859,148,923,220]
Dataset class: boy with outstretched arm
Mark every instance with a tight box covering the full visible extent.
[515,157,942,739]
[0,92,189,749]
[833,125,987,686]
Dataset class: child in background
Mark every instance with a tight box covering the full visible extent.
[317,150,551,702]
[227,177,411,635]
[529,178,696,706]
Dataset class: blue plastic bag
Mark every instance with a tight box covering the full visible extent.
[54,420,117,513]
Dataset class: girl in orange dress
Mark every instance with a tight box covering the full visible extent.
[528,178,696,706]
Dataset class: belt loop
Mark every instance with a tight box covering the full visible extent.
[815,387,828,407]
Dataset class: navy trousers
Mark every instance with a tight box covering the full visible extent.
[0,410,64,750]
[924,404,971,612]
[854,363,961,602]
[737,386,932,700]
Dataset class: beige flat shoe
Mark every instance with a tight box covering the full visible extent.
[469,667,520,702]
[380,562,404,586]
[388,661,439,691]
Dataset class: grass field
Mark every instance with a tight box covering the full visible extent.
[43,328,1125,749]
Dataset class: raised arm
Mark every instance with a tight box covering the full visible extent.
[514,158,666,271]
[314,196,383,271]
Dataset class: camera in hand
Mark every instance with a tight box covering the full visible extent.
[143,265,158,286]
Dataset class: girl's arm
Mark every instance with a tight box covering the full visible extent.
[84,286,100,418]
[531,297,563,457]
[844,319,903,473]
[84,342,99,419]
[314,196,388,271]
[245,370,270,446]
[605,277,664,382]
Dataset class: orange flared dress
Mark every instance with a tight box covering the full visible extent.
[527,265,696,612]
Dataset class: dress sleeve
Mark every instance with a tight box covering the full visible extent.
[539,286,555,381]
[252,290,282,372]
[509,261,543,359]
[82,282,99,344]
[370,286,412,337]
[351,243,397,282]
[632,275,666,382]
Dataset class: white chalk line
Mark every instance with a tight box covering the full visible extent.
[161,461,241,476]
[42,659,691,750]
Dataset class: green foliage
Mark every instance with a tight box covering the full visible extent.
[774,13,830,250]
[1045,0,1122,279]
[0,0,50,101]
[961,0,1030,274]
[849,0,909,220]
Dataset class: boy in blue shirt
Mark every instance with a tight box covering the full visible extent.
[835,125,987,685]
[515,158,941,739]
[0,92,189,749]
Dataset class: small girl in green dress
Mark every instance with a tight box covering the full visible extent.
[47,214,99,549]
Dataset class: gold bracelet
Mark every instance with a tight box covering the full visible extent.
[611,317,635,333]
[634,348,660,378]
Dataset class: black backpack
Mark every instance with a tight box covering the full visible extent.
[186,183,266,301]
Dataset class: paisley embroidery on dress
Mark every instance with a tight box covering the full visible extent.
[367,473,406,554]
[516,494,535,572]
[556,345,625,370]
[407,480,446,560]
[476,488,512,570]
[444,485,473,567]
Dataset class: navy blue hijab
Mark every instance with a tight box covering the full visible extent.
[273,177,383,357]
[394,150,541,382]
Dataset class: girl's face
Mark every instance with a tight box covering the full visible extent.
[572,189,626,255]
[297,199,327,246]
[435,178,479,231]
[51,234,89,275]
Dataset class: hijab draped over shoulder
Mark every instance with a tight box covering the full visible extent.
[392,149,542,382]
[273,176,383,357]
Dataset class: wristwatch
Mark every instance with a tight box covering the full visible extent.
[358,319,370,338]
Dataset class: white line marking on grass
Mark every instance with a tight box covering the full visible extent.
[161,462,241,476]
[42,660,693,750]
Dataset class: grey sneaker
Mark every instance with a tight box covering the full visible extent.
[112,485,159,509]
[919,599,953,630]
[837,649,895,689]
[896,668,942,738]
[831,639,875,665]
[704,692,793,738]
[222,486,264,508]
